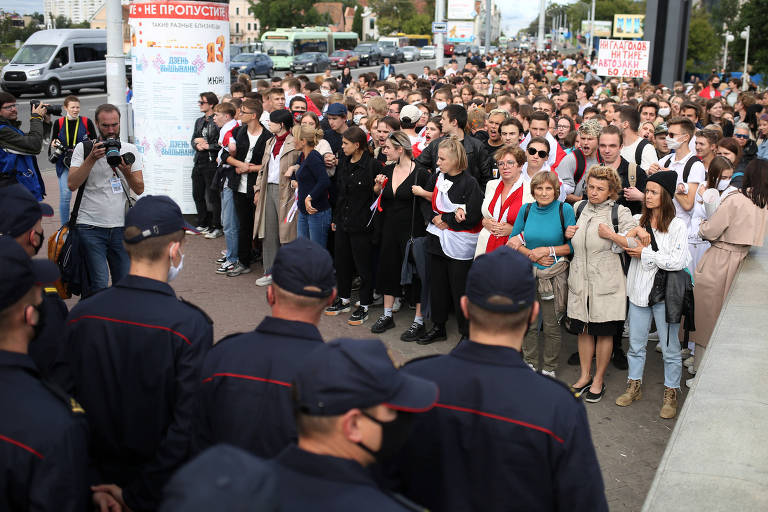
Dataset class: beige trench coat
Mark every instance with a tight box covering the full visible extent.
[692,190,768,347]
[567,199,637,323]
[253,134,299,243]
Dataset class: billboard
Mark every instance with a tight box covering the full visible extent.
[596,39,650,78]
[447,0,475,20]
[580,20,612,38]
[613,14,644,39]
[447,21,475,43]
[128,1,230,214]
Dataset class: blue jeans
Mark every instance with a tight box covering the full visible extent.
[58,169,72,223]
[77,224,130,293]
[221,186,239,263]
[627,302,682,389]
[297,208,331,248]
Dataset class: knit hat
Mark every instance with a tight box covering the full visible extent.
[647,170,677,199]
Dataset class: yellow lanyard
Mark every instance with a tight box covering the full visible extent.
[65,117,80,146]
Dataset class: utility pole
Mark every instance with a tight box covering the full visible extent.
[537,0,546,51]
[740,25,750,91]
[485,0,491,55]
[589,0,596,54]
[435,0,444,68]
[105,0,128,137]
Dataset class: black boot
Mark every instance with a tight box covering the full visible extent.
[417,324,447,345]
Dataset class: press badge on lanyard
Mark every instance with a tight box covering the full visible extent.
[110,174,123,194]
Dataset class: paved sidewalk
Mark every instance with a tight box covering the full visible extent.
[39,170,682,511]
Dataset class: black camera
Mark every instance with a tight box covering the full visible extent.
[30,100,62,116]
[102,138,135,167]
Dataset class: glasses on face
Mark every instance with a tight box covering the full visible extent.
[498,159,517,168]
[527,147,548,158]
[734,133,749,139]
[1,104,18,110]
[198,100,208,105]
[557,124,570,130]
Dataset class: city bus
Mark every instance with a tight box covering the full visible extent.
[261,27,358,70]
[396,33,432,48]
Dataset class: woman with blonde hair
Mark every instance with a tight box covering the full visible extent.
[290,125,331,247]
[565,165,638,402]
[299,111,333,168]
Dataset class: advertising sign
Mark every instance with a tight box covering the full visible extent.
[596,39,650,78]
[447,21,475,43]
[613,14,644,39]
[128,1,229,213]
[580,20,612,38]
[447,0,475,20]
[432,22,447,34]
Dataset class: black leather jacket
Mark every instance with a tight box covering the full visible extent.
[190,114,220,164]
[416,133,492,190]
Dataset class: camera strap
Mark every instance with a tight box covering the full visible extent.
[110,166,134,208]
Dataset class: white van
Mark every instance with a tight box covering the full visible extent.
[1,29,107,98]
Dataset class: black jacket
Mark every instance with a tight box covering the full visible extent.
[416,133,492,189]
[222,124,271,197]
[190,114,220,165]
[334,151,380,232]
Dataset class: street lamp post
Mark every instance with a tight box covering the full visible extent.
[740,25,750,91]
[722,31,734,74]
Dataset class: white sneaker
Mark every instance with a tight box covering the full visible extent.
[542,369,556,378]
[655,342,662,353]
[687,365,697,376]
[392,297,403,313]
[685,377,695,389]
[195,226,210,234]
[649,331,660,342]
[683,356,695,368]
[215,261,235,274]
[526,362,536,371]
[255,275,272,286]
[204,228,223,239]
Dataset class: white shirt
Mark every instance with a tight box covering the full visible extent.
[661,151,706,229]
[239,130,260,194]
[621,136,658,172]
[260,111,271,131]
[626,216,691,307]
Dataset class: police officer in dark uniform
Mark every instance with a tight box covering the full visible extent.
[393,247,608,511]
[277,338,437,511]
[195,237,337,457]
[0,183,67,380]
[0,237,90,511]
[54,195,213,512]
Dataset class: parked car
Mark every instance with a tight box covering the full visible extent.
[329,49,359,69]
[353,43,382,66]
[443,43,455,57]
[419,45,436,59]
[468,45,480,55]
[453,44,469,56]
[401,46,420,61]
[290,52,331,73]
[377,41,404,63]
[230,52,274,79]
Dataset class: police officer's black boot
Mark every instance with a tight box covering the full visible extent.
[417,324,447,345]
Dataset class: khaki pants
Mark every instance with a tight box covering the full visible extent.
[523,293,562,372]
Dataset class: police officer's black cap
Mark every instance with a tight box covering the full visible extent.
[160,445,277,512]
[269,108,294,129]
[294,338,438,416]
[0,184,53,238]
[271,238,335,298]
[123,195,197,243]
[0,237,59,311]
[466,246,536,313]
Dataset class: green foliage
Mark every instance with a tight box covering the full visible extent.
[731,0,768,80]
[247,0,323,32]
[402,14,432,35]
[524,0,646,37]
[352,6,363,39]
[368,0,416,36]
[686,7,719,74]
[710,0,740,35]
[0,17,42,45]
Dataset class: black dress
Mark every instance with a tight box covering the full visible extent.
[376,163,428,300]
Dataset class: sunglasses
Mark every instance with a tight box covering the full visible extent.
[734,133,750,139]
[527,147,548,158]
[198,100,208,105]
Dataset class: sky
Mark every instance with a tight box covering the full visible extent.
[1,0,44,15]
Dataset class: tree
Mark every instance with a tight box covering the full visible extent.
[731,0,768,81]
[247,0,323,32]
[686,7,719,74]
[352,6,363,39]
[368,0,415,36]
[402,14,432,35]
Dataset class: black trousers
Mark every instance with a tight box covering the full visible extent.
[205,167,222,230]
[335,228,374,306]
[192,161,214,227]
[233,191,255,267]
[429,253,472,336]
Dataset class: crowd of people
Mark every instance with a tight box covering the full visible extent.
[1,46,768,510]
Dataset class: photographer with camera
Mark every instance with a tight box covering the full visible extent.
[49,95,95,222]
[68,103,144,295]
[0,92,51,200]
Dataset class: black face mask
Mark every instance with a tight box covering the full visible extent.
[29,302,46,339]
[32,229,44,255]
[357,410,414,463]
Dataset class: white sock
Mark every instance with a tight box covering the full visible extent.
[414,315,424,325]
[384,308,393,317]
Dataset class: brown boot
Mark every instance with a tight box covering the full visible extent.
[660,387,678,419]
[615,379,642,407]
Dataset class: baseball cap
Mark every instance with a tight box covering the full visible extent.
[326,103,348,116]
[465,247,536,313]
[123,195,196,244]
[270,238,335,298]
[0,237,59,311]
[0,184,53,238]
[399,104,422,124]
[294,338,438,416]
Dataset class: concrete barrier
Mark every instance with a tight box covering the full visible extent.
[642,239,768,511]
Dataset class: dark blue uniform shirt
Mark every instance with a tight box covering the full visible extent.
[0,350,89,512]
[273,444,414,511]
[54,274,213,512]
[395,339,608,512]
[195,316,323,457]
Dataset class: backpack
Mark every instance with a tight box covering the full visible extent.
[573,148,603,188]
[523,201,566,234]
[660,153,700,183]
[57,116,92,139]
[627,162,638,188]
[574,200,619,232]
[634,138,651,167]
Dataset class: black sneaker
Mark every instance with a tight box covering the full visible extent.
[348,306,369,325]
[216,256,227,264]
[417,325,447,345]
[612,347,628,370]
[400,322,426,342]
[371,314,395,333]
[567,351,580,366]
[325,298,351,316]
[584,384,606,403]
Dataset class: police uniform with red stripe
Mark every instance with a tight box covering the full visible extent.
[53,196,213,512]
[392,247,608,512]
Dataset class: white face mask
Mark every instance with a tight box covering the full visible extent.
[320,89,331,98]
[658,107,670,117]
[435,101,447,111]
[665,136,682,150]
[168,245,184,282]
[353,114,364,125]
[717,178,731,191]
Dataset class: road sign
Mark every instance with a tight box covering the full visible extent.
[432,22,447,34]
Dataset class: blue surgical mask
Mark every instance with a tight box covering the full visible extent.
[168,245,184,282]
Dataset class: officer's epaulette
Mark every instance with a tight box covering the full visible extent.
[213,332,246,347]
[387,491,430,512]
[43,286,60,297]
[401,354,442,368]
[40,379,86,416]
[539,372,583,401]
[179,297,214,325]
